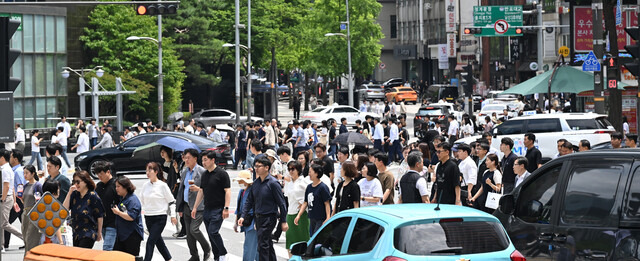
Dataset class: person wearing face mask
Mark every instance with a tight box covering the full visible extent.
[233,170,259,261]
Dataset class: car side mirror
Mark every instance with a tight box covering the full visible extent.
[290,242,307,256]
[498,194,515,215]
[118,144,125,151]
[525,199,543,218]
[231,114,236,119]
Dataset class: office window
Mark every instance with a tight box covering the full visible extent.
[34,15,44,52]
[23,55,33,97]
[390,15,397,39]
[35,55,45,96]
[45,16,55,52]
[56,16,65,53]
[46,55,54,95]
[23,14,33,52]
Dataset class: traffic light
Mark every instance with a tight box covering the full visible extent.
[463,27,481,35]
[624,27,640,77]
[0,17,21,92]
[605,56,619,89]
[462,64,475,95]
[514,27,523,34]
[135,3,178,15]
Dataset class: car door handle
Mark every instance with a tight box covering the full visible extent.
[553,235,567,243]
[538,233,553,242]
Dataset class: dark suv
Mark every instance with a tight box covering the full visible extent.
[412,104,452,135]
[495,149,640,260]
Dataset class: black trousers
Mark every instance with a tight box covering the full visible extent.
[256,214,278,261]
[73,237,95,249]
[272,197,288,239]
[114,232,143,257]
[4,199,23,247]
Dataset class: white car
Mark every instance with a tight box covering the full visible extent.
[457,113,615,161]
[301,104,378,125]
[476,104,508,125]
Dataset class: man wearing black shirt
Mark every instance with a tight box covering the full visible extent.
[234,124,247,170]
[314,143,335,183]
[192,150,231,261]
[398,152,430,203]
[238,157,288,261]
[499,137,518,194]
[328,120,338,160]
[523,133,542,173]
[339,118,348,134]
[431,142,461,205]
[94,161,118,250]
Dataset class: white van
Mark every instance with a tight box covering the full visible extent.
[456,113,615,160]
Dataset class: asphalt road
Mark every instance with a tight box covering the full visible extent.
[3,100,423,260]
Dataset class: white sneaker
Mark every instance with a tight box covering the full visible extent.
[218,255,227,261]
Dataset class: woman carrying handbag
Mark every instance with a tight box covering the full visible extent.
[470,153,502,214]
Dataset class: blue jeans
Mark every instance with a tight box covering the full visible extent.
[243,228,259,261]
[328,145,337,160]
[27,151,43,171]
[203,208,228,259]
[61,145,71,167]
[102,227,117,251]
[144,215,172,261]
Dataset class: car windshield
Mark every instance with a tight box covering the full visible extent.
[311,107,326,113]
[399,88,413,92]
[394,220,509,255]
[496,94,518,99]
[417,108,444,116]
[482,105,505,112]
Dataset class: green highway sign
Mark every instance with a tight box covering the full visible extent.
[473,5,522,37]
[0,13,22,31]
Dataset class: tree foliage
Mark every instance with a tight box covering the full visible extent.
[80,4,186,121]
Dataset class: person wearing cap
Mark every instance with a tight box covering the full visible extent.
[192,150,230,261]
[232,170,259,261]
[238,157,288,261]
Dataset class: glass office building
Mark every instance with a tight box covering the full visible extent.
[2,6,67,129]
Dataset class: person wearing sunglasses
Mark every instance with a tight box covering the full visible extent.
[283,161,310,257]
[63,170,105,249]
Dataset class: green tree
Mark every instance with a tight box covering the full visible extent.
[80,4,186,122]
[304,0,383,78]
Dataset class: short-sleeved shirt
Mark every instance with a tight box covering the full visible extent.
[31,136,40,153]
[358,178,383,207]
[115,193,144,241]
[76,133,90,154]
[320,156,334,178]
[69,191,105,241]
[96,177,118,228]
[1,163,14,196]
[52,173,70,203]
[304,182,331,220]
[435,158,462,204]
[201,167,231,210]
[524,146,542,173]
[57,132,68,146]
[377,170,395,204]
[334,180,360,213]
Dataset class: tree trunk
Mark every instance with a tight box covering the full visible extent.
[604,0,623,132]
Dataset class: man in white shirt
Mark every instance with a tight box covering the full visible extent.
[398,151,430,203]
[0,150,23,251]
[120,127,135,143]
[455,144,477,205]
[372,118,384,152]
[514,157,531,188]
[56,116,72,139]
[263,120,276,149]
[374,101,383,117]
[71,126,90,154]
[14,124,25,153]
[94,127,114,149]
[388,119,401,164]
[447,115,459,142]
[45,144,68,179]
[208,125,223,143]
[27,130,44,171]
[389,101,397,118]
[55,127,71,168]
[87,118,99,149]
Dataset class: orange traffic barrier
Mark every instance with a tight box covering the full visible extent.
[25,244,136,261]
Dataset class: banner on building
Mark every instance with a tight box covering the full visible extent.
[446,33,457,58]
[573,6,638,52]
[438,44,449,69]
[446,0,456,32]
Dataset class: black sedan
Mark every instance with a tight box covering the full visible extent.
[74,132,232,178]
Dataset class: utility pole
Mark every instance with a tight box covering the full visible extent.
[234,0,241,126]
[157,13,163,127]
[593,0,605,114]
[247,0,252,122]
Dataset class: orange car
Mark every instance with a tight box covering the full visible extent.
[385,86,418,104]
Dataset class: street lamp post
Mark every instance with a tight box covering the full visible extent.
[126,35,163,127]
[325,29,353,106]
[61,66,104,120]
[223,43,252,123]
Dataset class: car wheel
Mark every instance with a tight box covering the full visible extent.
[89,158,108,179]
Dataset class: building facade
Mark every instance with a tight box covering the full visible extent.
[2,5,67,129]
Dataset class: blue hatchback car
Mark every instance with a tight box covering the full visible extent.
[289,204,525,261]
